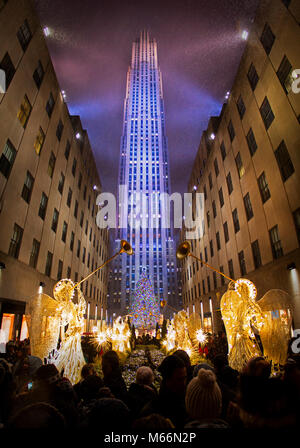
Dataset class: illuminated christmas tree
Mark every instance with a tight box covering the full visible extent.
[131,271,161,329]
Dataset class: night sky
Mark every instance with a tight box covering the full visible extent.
[35,0,259,196]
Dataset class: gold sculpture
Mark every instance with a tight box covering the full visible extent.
[27,240,133,384]
[177,240,294,372]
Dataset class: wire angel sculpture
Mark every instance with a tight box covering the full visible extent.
[220,278,293,372]
[26,279,86,384]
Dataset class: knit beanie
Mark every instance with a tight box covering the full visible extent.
[185,368,222,421]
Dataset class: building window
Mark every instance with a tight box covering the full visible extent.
[227,120,235,142]
[203,185,207,201]
[72,158,77,177]
[17,95,32,128]
[269,225,283,259]
[47,152,56,178]
[293,208,300,245]
[29,238,40,268]
[246,128,257,156]
[58,172,65,194]
[212,200,217,218]
[82,247,86,264]
[274,140,294,182]
[260,23,275,55]
[219,187,224,208]
[204,247,208,262]
[38,192,48,220]
[8,224,23,259]
[202,280,206,295]
[0,139,17,179]
[78,172,82,189]
[238,250,247,276]
[258,172,271,203]
[57,260,63,280]
[46,92,55,118]
[51,208,59,233]
[77,240,81,258]
[207,211,210,228]
[74,200,78,218]
[21,171,34,203]
[70,231,75,251]
[45,251,53,277]
[80,211,84,228]
[207,276,211,293]
[220,141,226,161]
[214,159,219,177]
[33,60,44,89]
[247,63,259,91]
[67,266,71,278]
[237,94,246,119]
[235,152,245,178]
[67,188,72,207]
[0,52,15,90]
[33,127,45,156]
[228,259,234,279]
[62,221,68,243]
[260,97,275,130]
[17,19,32,51]
[251,240,262,269]
[244,193,254,221]
[223,221,229,243]
[277,55,293,93]
[226,172,233,195]
[232,208,240,233]
[56,120,64,141]
[216,231,221,251]
[210,240,214,257]
[64,140,71,160]
[220,266,225,285]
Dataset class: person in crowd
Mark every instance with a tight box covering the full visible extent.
[102,350,128,402]
[13,364,79,428]
[132,413,175,429]
[173,349,194,385]
[73,363,96,399]
[0,359,16,428]
[237,371,297,428]
[242,356,271,379]
[82,397,131,429]
[7,402,66,429]
[127,366,157,418]
[212,353,239,419]
[3,341,17,365]
[185,368,228,428]
[141,355,187,428]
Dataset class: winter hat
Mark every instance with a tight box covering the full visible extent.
[185,368,222,421]
[193,363,214,377]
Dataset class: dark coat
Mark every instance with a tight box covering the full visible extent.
[103,370,128,403]
[127,383,157,418]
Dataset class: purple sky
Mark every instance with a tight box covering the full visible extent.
[35,0,259,196]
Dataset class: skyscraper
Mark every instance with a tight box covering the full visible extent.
[109,30,179,321]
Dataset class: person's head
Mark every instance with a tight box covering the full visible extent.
[158,355,187,396]
[102,351,120,377]
[193,363,214,377]
[80,375,104,402]
[34,364,60,386]
[243,357,271,379]
[8,402,66,428]
[136,366,154,386]
[81,363,96,380]
[173,350,191,371]
[5,341,15,354]
[238,374,296,428]
[132,413,175,429]
[87,398,130,429]
[185,368,222,421]
[212,354,228,373]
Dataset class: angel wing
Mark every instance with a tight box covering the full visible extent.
[257,289,293,365]
[26,293,60,361]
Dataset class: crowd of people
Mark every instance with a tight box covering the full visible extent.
[0,336,299,429]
